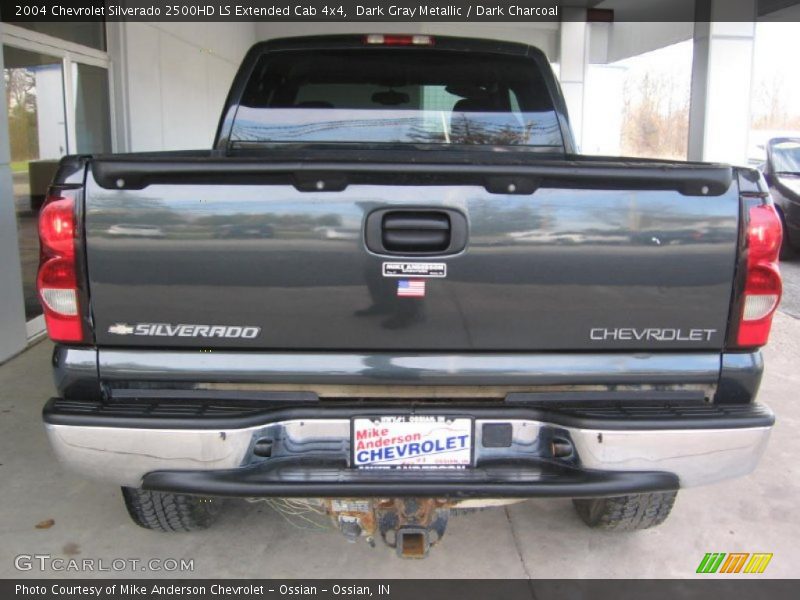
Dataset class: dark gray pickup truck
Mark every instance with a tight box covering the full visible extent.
[40,34,782,558]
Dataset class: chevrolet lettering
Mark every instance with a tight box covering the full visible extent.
[590,328,718,342]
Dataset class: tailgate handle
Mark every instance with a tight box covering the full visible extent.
[365,208,468,256]
[382,212,450,253]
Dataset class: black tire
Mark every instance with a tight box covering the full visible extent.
[572,491,677,531]
[121,487,220,532]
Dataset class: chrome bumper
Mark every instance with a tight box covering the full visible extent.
[44,412,773,491]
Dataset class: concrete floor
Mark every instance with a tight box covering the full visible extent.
[1,263,799,578]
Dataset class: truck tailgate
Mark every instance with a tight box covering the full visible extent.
[84,159,739,352]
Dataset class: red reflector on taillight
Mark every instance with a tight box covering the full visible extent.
[747,204,783,262]
[364,34,434,46]
[736,203,783,348]
[39,197,76,258]
[38,257,77,292]
[37,190,84,343]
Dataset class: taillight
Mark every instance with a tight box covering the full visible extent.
[37,189,84,343]
[736,203,783,347]
[364,34,435,46]
[39,197,76,257]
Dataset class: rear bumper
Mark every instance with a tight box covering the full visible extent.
[43,400,773,496]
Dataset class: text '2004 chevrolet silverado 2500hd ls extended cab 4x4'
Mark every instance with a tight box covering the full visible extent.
[39,34,782,558]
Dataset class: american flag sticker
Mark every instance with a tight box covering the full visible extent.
[397,279,426,298]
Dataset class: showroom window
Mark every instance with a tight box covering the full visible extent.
[1,22,113,336]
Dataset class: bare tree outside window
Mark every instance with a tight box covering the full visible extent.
[4,68,39,162]
[748,22,800,164]
[620,70,690,160]
[616,42,692,160]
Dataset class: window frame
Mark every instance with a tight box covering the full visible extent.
[1,22,116,156]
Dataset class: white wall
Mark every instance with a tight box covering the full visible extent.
[689,17,757,164]
[115,22,257,151]
[603,22,693,64]
[594,0,694,63]
[559,11,590,148]
[33,66,68,159]
[0,47,30,363]
[582,65,626,155]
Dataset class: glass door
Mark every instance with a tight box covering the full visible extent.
[72,62,112,154]
[3,24,113,336]
[3,45,68,322]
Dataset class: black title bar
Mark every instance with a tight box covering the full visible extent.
[4,579,800,600]
[2,0,799,22]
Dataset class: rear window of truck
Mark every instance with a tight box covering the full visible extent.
[230,49,564,148]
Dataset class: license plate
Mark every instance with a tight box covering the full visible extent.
[352,416,473,469]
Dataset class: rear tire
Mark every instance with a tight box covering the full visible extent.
[121,487,220,532]
[572,491,677,531]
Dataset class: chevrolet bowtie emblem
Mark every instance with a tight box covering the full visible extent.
[108,323,134,335]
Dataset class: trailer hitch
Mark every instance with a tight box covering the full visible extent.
[326,498,450,558]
